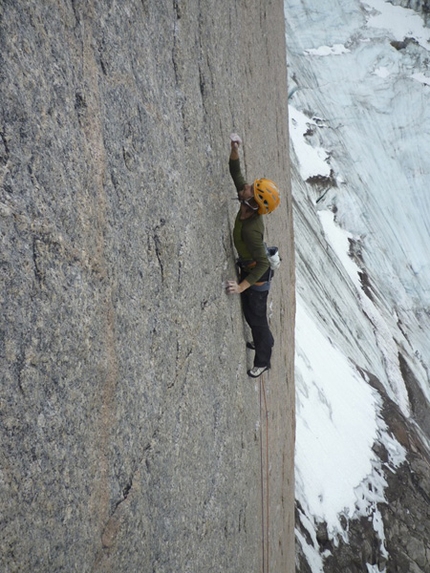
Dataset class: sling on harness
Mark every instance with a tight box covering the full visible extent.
[266,246,281,270]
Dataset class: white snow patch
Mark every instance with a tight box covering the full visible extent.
[288,106,332,181]
[318,210,410,416]
[373,66,391,78]
[411,72,430,86]
[295,516,325,573]
[353,413,406,558]
[364,0,430,52]
[317,210,362,290]
[304,44,350,57]
[367,564,386,573]
[296,294,406,558]
[295,297,379,537]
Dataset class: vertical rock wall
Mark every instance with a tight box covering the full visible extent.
[0,1,295,572]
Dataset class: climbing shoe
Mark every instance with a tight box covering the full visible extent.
[246,341,255,350]
[247,365,269,378]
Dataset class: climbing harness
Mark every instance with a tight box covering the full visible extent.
[259,372,270,573]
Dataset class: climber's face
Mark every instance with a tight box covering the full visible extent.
[239,183,258,211]
[239,183,253,201]
[239,184,258,219]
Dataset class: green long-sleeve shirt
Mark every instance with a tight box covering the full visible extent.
[229,158,269,285]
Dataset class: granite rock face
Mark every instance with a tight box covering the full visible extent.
[0,1,295,572]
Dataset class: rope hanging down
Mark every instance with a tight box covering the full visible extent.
[259,373,270,573]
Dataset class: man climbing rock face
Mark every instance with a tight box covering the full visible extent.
[225,133,280,378]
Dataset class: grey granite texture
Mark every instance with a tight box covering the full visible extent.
[0,1,295,572]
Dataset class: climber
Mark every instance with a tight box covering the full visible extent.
[225,133,280,378]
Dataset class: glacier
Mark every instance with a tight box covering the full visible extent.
[285,0,430,570]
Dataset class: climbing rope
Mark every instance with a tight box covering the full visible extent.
[259,373,270,573]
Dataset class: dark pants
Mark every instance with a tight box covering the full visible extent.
[241,288,274,368]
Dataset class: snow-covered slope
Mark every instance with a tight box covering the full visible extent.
[285,0,430,570]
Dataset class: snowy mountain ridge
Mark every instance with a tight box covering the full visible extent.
[285,0,430,570]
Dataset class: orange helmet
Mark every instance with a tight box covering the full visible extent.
[253,178,280,215]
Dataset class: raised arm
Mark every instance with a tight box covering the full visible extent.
[230,138,240,161]
[229,134,247,192]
